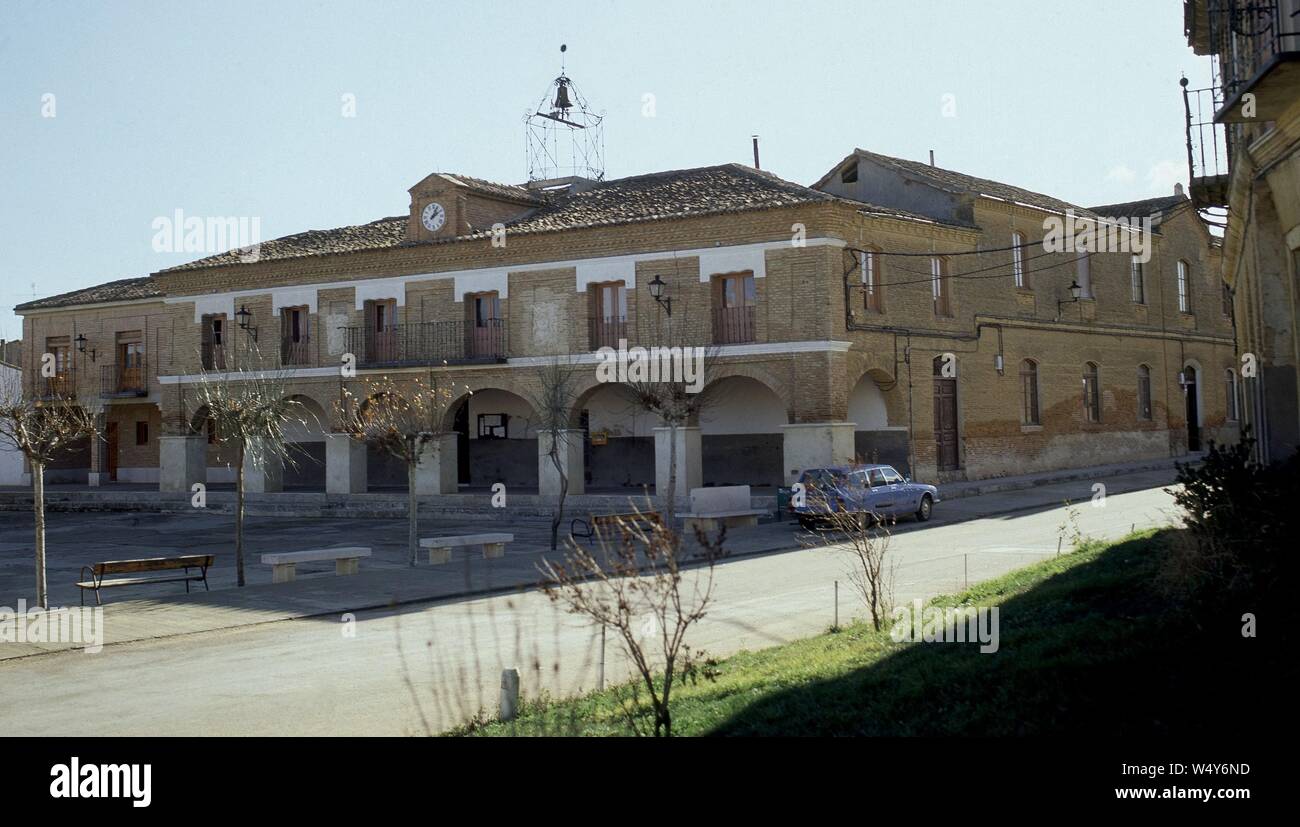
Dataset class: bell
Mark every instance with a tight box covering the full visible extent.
[553,81,573,112]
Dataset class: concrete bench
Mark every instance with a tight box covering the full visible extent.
[261,547,371,583]
[419,533,514,565]
[676,486,768,533]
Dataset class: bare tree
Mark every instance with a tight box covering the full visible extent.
[799,486,897,631]
[523,357,583,551]
[338,370,460,566]
[0,372,97,607]
[624,345,724,517]
[190,342,308,586]
[540,513,725,736]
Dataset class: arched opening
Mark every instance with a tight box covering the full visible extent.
[1182,362,1202,452]
[281,394,328,490]
[442,388,538,490]
[574,382,656,490]
[699,375,787,488]
[849,371,909,475]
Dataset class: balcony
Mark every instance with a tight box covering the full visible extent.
[40,373,76,400]
[588,315,627,350]
[100,362,148,398]
[1203,0,1300,122]
[712,306,756,345]
[201,342,227,371]
[280,336,312,367]
[1182,81,1233,208]
[342,319,508,368]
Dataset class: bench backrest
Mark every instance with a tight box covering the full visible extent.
[689,485,751,513]
[95,555,214,576]
[592,511,661,526]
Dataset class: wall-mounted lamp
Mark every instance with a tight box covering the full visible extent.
[74,333,97,362]
[235,304,258,341]
[647,274,672,317]
[994,353,1005,375]
[1056,280,1083,318]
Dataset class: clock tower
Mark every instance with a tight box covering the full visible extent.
[405,173,540,243]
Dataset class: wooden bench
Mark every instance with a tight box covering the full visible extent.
[76,555,213,606]
[261,547,371,583]
[677,485,768,533]
[570,511,664,543]
[420,533,513,565]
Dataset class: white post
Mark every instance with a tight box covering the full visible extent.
[653,425,702,504]
[539,428,584,496]
[242,438,284,493]
[159,435,206,492]
[325,434,367,494]
[414,434,458,495]
[500,668,521,722]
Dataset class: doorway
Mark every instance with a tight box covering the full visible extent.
[1184,366,1201,452]
[932,359,959,472]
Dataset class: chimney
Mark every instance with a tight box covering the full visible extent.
[752,135,761,170]
[929,150,935,167]
[1174,182,1185,196]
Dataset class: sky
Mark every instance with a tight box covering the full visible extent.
[0,0,1215,341]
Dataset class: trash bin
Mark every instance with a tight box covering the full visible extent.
[776,486,792,518]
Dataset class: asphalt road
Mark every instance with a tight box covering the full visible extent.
[0,482,1179,736]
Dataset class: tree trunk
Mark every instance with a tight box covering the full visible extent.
[665,421,679,523]
[32,460,47,608]
[407,459,418,567]
[235,441,246,587]
[548,432,567,552]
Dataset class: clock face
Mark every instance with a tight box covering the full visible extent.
[421,201,446,232]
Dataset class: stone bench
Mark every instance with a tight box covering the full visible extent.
[419,533,514,565]
[261,547,371,583]
[676,485,768,533]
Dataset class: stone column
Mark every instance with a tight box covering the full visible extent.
[325,434,367,494]
[413,433,458,495]
[654,425,702,504]
[538,429,585,497]
[87,410,110,487]
[159,435,206,492]
[242,438,284,493]
[781,422,856,485]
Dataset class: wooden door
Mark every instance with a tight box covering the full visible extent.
[933,376,959,472]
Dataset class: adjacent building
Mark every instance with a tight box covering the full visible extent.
[1184,0,1300,462]
[13,148,1234,497]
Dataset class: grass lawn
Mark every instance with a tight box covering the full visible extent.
[454,529,1290,736]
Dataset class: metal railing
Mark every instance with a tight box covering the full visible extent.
[342,319,508,368]
[1182,81,1234,207]
[280,337,311,367]
[41,373,75,399]
[588,315,627,350]
[712,306,756,345]
[1206,0,1300,98]
[100,362,148,397]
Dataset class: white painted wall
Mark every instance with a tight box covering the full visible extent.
[586,384,655,437]
[0,364,24,485]
[699,377,787,435]
[848,374,890,429]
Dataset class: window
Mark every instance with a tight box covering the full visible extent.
[1020,359,1040,425]
[45,337,70,376]
[135,421,149,446]
[1221,283,1233,317]
[471,292,500,327]
[931,256,951,316]
[201,314,226,370]
[1083,362,1101,423]
[1137,364,1152,421]
[280,306,310,365]
[712,272,757,343]
[477,413,508,439]
[1131,257,1145,304]
[206,419,217,445]
[1224,369,1239,421]
[862,248,882,312]
[589,281,627,349]
[840,162,858,184]
[882,467,904,485]
[867,468,888,487]
[1177,260,1191,313]
[1076,253,1093,299]
[1012,233,1026,288]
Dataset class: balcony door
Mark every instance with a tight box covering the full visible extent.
[280,306,310,366]
[713,272,756,344]
[366,299,398,364]
[117,336,144,394]
[590,281,627,349]
[467,292,500,359]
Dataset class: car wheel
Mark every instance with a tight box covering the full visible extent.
[915,494,933,522]
[798,515,816,531]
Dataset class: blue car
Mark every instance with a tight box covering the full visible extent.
[792,464,940,529]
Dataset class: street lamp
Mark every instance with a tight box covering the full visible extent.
[235,304,258,341]
[74,333,97,362]
[647,274,672,317]
[1056,280,1083,318]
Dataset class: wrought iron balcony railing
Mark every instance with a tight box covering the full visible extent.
[41,373,76,400]
[341,319,508,368]
[1204,0,1300,118]
[1182,80,1233,207]
[712,306,756,345]
[280,337,312,367]
[100,362,148,398]
[200,342,227,371]
[588,315,628,350]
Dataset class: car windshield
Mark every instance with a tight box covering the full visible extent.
[802,469,848,489]
[883,468,904,484]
